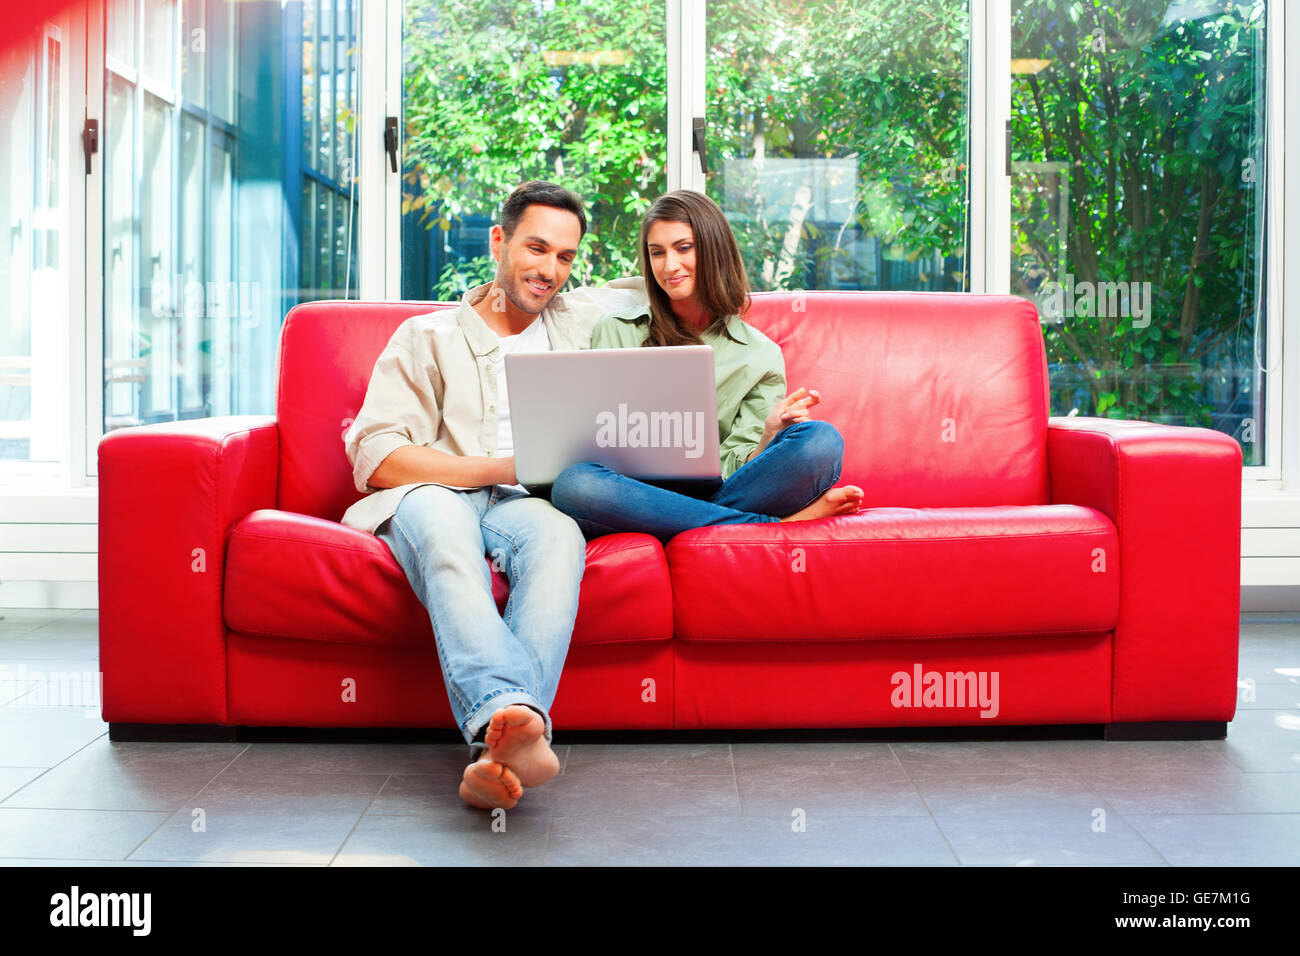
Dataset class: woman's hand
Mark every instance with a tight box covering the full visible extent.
[763,386,821,437]
[748,387,822,462]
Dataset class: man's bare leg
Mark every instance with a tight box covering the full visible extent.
[459,755,524,809]
[483,704,560,788]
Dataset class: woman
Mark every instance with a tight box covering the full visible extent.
[549,190,863,542]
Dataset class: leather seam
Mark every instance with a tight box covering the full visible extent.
[668,527,1117,547]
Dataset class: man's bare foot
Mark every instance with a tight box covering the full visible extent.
[459,755,523,809]
[781,485,864,522]
[484,704,560,788]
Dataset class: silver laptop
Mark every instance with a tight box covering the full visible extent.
[505,345,722,486]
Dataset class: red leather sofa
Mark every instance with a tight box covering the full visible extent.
[97,292,1243,741]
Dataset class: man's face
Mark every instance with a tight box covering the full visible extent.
[489,204,583,315]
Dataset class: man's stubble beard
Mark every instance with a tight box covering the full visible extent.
[496,244,560,316]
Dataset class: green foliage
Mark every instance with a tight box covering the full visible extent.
[1011,0,1265,445]
[705,0,970,290]
[402,0,667,287]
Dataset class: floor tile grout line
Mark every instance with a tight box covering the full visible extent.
[887,742,963,866]
[120,742,253,862]
[728,743,742,816]
[541,816,554,864]
[328,772,393,867]
[1075,773,1172,865]
[0,732,110,807]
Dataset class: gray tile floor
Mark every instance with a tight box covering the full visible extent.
[0,607,1296,866]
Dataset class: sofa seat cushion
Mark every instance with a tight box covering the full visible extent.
[666,504,1118,642]
[224,509,673,648]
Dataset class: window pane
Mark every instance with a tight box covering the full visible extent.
[400,0,669,298]
[143,0,175,89]
[179,114,205,412]
[1011,0,1268,465]
[298,0,358,300]
[0,38,37,461]
[210,0,235,123]
[182,0,206,106]
[140,93,173,419]
[706,0,971,292]
[103,73,139,430]
[107,0,135,67]
[0,27,70,467]
[208,138,234,415]
[102,0,363,437]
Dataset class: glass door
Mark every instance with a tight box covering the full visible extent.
[701,0,973,292]
[0,13,80,478]
[1009,0,1273,467]
[398,0,669,296]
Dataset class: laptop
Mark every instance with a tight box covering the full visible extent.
[504,345,722,487]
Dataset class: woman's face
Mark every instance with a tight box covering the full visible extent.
[645,219,697,305]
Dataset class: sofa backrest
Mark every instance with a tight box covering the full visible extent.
[276,300,457,522]
[743,291,1050,508]
[275,291,1050,523]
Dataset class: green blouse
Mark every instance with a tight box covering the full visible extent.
[589,306,787,478]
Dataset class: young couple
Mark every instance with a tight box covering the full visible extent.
[341,180,863,811]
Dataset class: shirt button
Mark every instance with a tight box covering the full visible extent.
[488,404,496,412]
[486,450,494,457]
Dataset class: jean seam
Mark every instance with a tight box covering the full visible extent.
[389,515,472,713]
[479,513,547,700]
[463,687,539,738]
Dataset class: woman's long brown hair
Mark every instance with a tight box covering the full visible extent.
[639,191,750,348]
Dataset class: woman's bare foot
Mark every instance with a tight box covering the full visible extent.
[459,755,523,809]
[781,485,864,522]
[484,704,560,788]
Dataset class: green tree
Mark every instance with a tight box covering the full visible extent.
[402,0,667,296]
[1011,0,1265,454]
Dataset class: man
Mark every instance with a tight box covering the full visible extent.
[341,181,645,809]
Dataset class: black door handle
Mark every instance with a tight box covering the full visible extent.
[385,117,398,173]
[692,116,708,176]
[83,119,98,175]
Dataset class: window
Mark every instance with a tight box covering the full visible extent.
[99,0,360,438]
[0,22,70,470]
[1010,0,1270,464]
[399,0,669,298]
[704,0,971,292]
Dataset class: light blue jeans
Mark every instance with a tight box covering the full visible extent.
[376,483,587,760]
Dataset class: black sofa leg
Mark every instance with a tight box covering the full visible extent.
[1103,721,1227,741]
[109,723,239,742]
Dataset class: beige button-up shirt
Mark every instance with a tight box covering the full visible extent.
[340,278,648,534]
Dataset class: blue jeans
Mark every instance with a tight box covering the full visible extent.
[550,419,845,543]
[375,483,587,760]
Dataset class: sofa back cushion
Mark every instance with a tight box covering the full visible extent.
[743,291,1050,507]
[275,292,1050,522]
[276,300,455,522]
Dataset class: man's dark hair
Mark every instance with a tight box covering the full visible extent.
[499,180,587,240]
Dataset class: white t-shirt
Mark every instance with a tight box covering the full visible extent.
[493,317,551,494]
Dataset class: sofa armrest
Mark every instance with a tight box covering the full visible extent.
[1046,416,1242,723]
[98,416,279,724]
